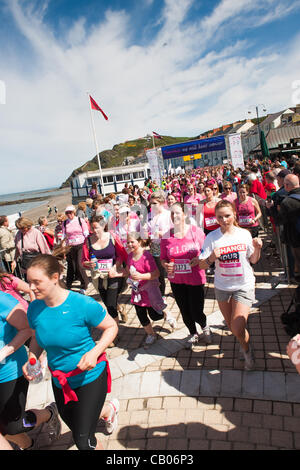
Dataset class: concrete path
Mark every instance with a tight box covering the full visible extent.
[24,239,300,450]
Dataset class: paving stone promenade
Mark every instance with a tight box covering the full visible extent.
[25,235,300,450]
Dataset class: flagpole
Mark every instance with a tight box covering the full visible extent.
[87,93,106,197]
[152,132,156,149]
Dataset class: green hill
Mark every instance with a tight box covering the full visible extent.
[60,134,195,187]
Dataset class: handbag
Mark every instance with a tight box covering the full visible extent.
[20,233,40,270]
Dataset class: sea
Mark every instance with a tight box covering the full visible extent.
[0,187,70,217]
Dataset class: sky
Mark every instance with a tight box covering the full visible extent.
[1,0,300,193]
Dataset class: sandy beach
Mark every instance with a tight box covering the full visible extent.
[22,188,72,225]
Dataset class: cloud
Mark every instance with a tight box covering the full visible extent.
[0,0,300,193]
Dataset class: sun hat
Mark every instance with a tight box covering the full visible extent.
[119,204,131,214]
[65,205,76,213]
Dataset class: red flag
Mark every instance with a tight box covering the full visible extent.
[89,95,108,121]
[153,131,162,139]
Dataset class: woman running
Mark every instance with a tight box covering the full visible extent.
[126,233,176,349]
[14,217,51,275]
[82,215,128,333]
[161,203,211,349]
[147,191,173,297]
[200,184,221,235]
[184,184,202,225]
[23,254,119,450]
[192,200,262,370]
[0,291,60,450]
[220,182,237,203]
[61,205,90,295]
[235,184,262,238]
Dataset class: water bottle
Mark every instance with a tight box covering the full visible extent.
[168,259,175,279]
[90,254,99,271]
[27,358,43,384]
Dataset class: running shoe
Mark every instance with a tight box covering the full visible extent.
[202,326,212,344]
[165,315,177,330]
[185,333,199,349]
[143,334,157,349]
[243,346,255,371]
[45,402,62,441]
[105,398,120,435]
[118,305,128,323]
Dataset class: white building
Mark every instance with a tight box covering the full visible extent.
[71,162,150,203]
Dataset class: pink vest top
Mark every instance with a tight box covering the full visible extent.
[235,197,258,227]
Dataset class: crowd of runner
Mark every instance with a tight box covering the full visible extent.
[1,154,300,450]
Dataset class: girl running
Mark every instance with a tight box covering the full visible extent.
[81,215,128,333]
[192,200,262,370]
[126,233,176,349]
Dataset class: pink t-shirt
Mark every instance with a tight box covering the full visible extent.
[184,194,201,205]
[184,194,202,217]
[63,217,89,246]
[0,276,28,311]
[127,250,158,307]
[160,226,206,285]
[220,192,237,203]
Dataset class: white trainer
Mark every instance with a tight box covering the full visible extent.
[143,334,157,349]
[243,346,255,371]
[185,333,199,349]
[166,315,177,330]
[105,398,120,435]
[202,326,212,344]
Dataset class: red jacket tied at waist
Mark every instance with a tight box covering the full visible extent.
[49,353,111,404]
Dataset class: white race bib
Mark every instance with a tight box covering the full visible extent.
[174,259,192,274]
[219,261,243,277]
[97,258,113,271]
[68,236,82,245]
[239,216,253,226]
[205,217,217,227]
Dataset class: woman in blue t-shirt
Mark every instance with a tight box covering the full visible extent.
[23,254,119,450]
[0,291,60,449]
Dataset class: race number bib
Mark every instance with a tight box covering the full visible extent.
[97,258,113,271]
[68,236,82,245]
[205,217,217,227]
[218,250,244,278]
[174,259,192,274]
[239,216,253,226]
